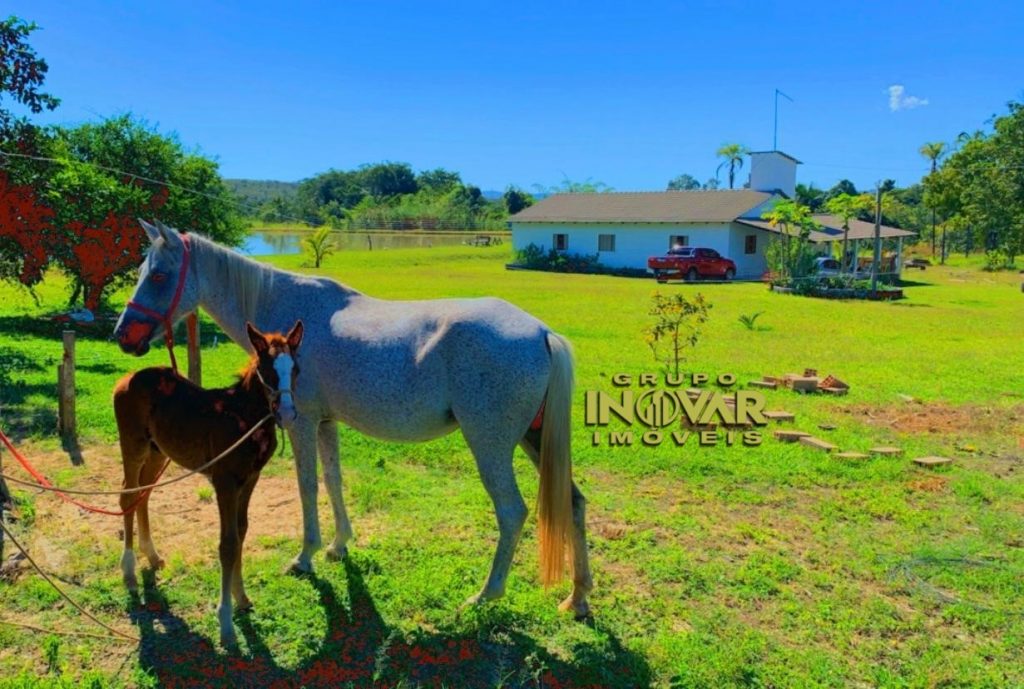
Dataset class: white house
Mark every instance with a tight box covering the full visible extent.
[509,150,914,279]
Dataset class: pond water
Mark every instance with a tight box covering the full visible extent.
[241,230,499,256]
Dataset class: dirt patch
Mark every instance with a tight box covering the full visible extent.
[840,401,1023,437]
[590,515,629,540]
[906,476,948,493]
[2,443,337,574]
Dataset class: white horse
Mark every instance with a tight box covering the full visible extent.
[113,220,593,617]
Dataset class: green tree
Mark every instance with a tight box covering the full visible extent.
[360,161,418,199]
[55,116,246,245]
[825,193,872,272]
[924,103,1024,267]
[0,16,60,287]
[795,183,824,212]
[0,16,59,139]
[762,199,820,280]
[667,173,701,191]
[542,176,614,194]
[296,169,366,224]
[826,179,858,199]
[416,168,462,194]
[715,143,748,189]
[2,115,245,309]
[503,186,534,214]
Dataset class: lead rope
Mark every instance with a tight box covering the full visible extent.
[0,519,138,642]
[0,414,274,499]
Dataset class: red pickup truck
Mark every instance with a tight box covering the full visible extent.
[648,247,737,282]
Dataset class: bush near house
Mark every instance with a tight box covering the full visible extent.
[512,243,648,277]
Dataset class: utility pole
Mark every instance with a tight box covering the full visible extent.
[773,89,793,151]
[871,183,883,294]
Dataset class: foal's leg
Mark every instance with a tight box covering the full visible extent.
[521,429,594,619]
[214,478,241,647]
[119,459,142,591]
[136,448,167,571]
[286,416,321,573]
[460,427,526,606]
[318,420,354,561]
[116,431,149,592]
[231,474,259,612]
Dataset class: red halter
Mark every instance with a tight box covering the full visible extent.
[125,233,191,373]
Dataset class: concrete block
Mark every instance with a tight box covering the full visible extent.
[799,436,837,452]
[790,377,819,393]
[913,455,953,467]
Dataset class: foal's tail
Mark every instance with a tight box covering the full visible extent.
[537,332,575,587]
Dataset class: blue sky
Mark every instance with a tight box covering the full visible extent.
[11,1,1024,192]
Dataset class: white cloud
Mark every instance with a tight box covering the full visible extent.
[888,84,929,111]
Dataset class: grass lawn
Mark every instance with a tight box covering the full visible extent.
[0,244,1022,688]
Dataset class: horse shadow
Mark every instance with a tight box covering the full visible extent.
[133,559,651,688]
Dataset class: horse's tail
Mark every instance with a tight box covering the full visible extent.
[537,331,575,587]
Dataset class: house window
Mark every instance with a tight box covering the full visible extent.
[669,235,689,250]
[598,234,616,252]
[745,234,757,254]
[553,233,568,251]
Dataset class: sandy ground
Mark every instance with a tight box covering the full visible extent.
[4,442,319,575]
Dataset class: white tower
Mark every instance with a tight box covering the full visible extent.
[747,150,801,197]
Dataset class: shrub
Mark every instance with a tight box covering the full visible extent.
[983,248,1015,271]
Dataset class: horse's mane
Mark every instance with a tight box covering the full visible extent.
[189,233,276,325]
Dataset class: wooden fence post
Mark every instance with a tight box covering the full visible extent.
[58,330,76,440]
[186,312,202,386]
[0,440,7,562]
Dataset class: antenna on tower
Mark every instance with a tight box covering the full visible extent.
[773,89,793,150]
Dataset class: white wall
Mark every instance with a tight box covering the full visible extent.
[748,152,797,197]
[510,222,772,278]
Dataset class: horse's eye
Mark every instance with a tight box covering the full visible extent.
[151,272,167,284]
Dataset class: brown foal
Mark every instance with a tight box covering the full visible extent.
[113,320,303,646]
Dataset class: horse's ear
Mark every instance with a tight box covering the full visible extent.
[286,320,304,350]
[154,220,174,243]
[246,322,269,354]
[139,218,160,243]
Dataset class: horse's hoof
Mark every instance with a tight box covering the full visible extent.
[458,588,502,615]
[148,557,166,571]
[235,597,254,613]
[220,631,239,649]
[456,594,484,618]
[324,544,348,562]
[286,557,313,576]
[123,575,138,593]
[463,593,485,607]
[558,595,591,621]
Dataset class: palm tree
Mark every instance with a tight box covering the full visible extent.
[920,141,947,256]
[716,143,748,189]
[303,227,335,268]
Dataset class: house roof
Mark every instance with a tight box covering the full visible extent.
[812,214,916,240]
[748,150,803,164]
[736,214,916,242]
[509,190,773,224]
[736,219,836,243]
